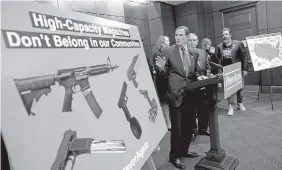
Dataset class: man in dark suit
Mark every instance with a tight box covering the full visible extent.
[217,28,248,116]
[155,26,199,169]
[187,33,211,139]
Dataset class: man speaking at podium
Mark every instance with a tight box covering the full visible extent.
[155,26,200,169]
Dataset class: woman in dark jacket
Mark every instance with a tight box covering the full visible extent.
[149,35,171,130]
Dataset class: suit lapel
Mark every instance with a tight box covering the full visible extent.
[173,45,186,75]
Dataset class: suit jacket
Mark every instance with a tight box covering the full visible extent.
[161,44,200,107]
[196,48,211,76]
[217,40,248,71]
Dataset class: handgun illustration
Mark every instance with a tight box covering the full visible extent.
[127,54,140,88]
[51,129,126,170]
[118,82,142,139]
[13,57,118,118]
[139,89,158,123]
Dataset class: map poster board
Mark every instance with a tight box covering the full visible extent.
[223,62,243,99]
[246,32,282,71]
[1,1,168,170]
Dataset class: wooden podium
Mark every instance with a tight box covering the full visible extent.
[182,77,239,170]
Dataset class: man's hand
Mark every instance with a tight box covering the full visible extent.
[197,75,208,81]
[155,56,166,71]
[243,71,248,76]
[209,47,215,54]
[216,73,223,83]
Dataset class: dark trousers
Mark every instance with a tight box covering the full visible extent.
[193,85,218,131]
[169,93,196,158]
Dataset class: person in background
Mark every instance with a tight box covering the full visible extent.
[155,26,200,169]
[151,35,171,130]
[187,33,211,141]
[217,28,248,116]
[201,38,221,76]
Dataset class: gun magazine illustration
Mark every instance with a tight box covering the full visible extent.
[118,82,142,140]
[51,129,126,170]
[13,57,119,118]
[127,54,140,88]
[139,89,158,123]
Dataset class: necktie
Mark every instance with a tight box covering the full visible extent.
[181,47,191,75]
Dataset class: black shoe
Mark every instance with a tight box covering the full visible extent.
[199,129,210,136]
[169,158,186,169]
[182,151,199,158]
[191,133,197,142]
[192,128,199,134]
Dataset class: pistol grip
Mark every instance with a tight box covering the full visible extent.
[132,77,138,88]
[62,87,73,112]
[83,89,103,119]
[122,105,132,122]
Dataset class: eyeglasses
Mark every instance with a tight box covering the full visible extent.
[188,39,198,42]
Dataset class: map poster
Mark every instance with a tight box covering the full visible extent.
[1,1,168,170]
[246,32,282,71]
[223,62,243,99]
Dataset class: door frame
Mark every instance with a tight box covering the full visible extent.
[220,1,258,35]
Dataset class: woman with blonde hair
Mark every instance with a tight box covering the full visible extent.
[149,35,171,130]
[201,38,220,75]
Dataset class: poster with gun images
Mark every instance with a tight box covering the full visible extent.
[246,32,282,71]
[1,1,168,170]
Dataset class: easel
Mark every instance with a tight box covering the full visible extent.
[257,68,274,110]
[143,145,160,170]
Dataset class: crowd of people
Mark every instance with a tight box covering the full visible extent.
[147,26,248,169]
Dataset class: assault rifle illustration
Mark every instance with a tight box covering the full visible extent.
[127,54,140,88]
[118,82,142,139]
[139,89,158,122]
[13,57,118,118]
[51,129,126,170]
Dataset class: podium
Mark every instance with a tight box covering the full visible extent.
[182,77,239,170]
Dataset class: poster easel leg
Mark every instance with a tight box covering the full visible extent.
[258,71,262,100]
[267,69,274,110]
[145,156,157,170]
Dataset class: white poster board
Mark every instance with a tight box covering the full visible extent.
[223,62,243,99]
[246,32,282,71]
[1,1,167,170]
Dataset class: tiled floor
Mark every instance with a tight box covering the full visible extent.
[143,92,282,170]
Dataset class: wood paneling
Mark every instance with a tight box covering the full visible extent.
[161,2,174,18]
[123,0,147,19]
[125,18,150,45]
[185,1,198,16]
[266,1,282,29]
[206,12,215,38]
[257,1,268,31]
[151,44,157,53]
[162,18,176,44]
[198,14,206,40]
[186,14,199,34]
[213,11,223,38]
[94,0,124,16]
[176,16,187,27]
[147,2,161,20]
[175,3,186,18]
[149,18,164,45]
[212,0,257,11]
[143,45,152,60]
[196,1,205,14]
[127,0,147,4]
[204,1,213,14]
[97,14,125,23]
